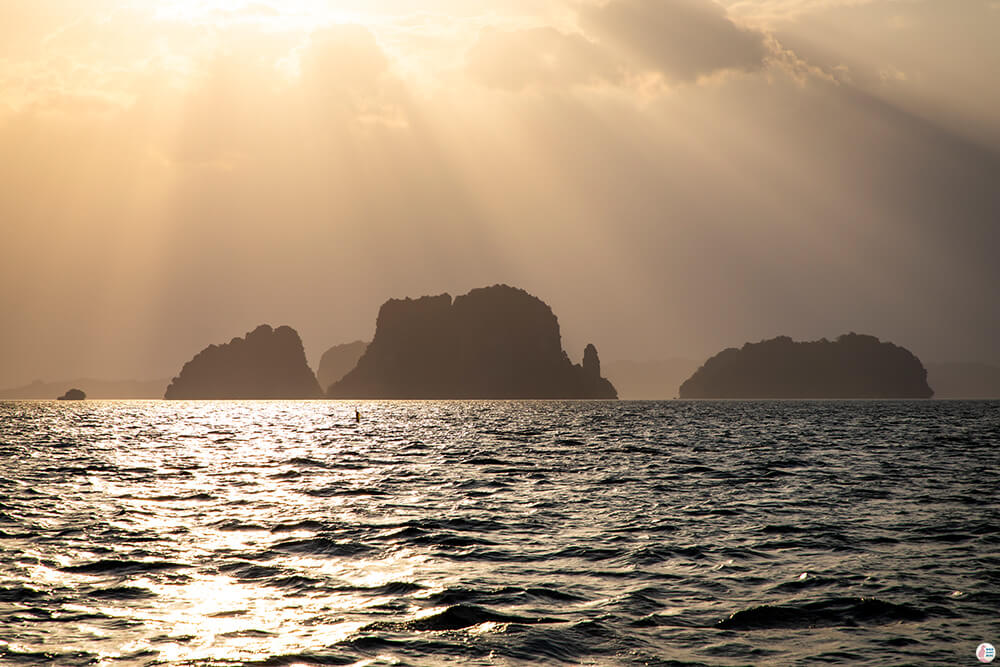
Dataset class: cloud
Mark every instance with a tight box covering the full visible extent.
[466,0,777,91]
[579,0,770,82]
[301,25,391,94]
[466,26,618,90]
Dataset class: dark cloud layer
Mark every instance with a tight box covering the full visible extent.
[467,0,772,90]
[579,0,769,81]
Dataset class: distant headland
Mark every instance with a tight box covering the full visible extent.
[679,333,933,399]
[165,324,323,399]
[327,285,617,399]
[317,341,368,391]
[57,388,86,401]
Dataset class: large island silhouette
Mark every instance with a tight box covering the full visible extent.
[165,324,323,399]
[327,285,617,399]
[680,333,933,399]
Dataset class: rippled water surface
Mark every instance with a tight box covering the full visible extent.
[1,400,998,666]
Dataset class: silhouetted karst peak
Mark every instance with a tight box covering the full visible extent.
[328,284,617,399]
[165,324,322,399]
[57,388,86,401]
[679,333,933,399]
[583,343,601,379]
[317,340,369,391]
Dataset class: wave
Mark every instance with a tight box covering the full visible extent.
[370,603,560,632]
[304,486,387,497]
[0,647,97,667]
[61,559,189,574]
[86,585,156,600]
[0,586,45,602]
[269,537,374,557]
[716,596,926,630]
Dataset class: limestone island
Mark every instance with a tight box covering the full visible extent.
[679,333,933,399]
[317,340,368,390]
[165,324,323,399]
[327,284,618,399]
[57,388,86,401]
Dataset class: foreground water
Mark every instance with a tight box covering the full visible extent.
[0,400,997,666]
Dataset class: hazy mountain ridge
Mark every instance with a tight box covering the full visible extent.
[317,341,368,392]
[328,285,617,399]
[680,333,933,399]
[0,378,169,400]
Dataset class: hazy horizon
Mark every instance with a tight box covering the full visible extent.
[3,0,999,388]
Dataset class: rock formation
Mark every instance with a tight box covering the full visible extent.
[679,333,933,399]
[327,285,617,399]
[317,340,368,391]
[57,388,86,401]
[165,325,323,399]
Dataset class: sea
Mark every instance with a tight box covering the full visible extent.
[0,400,997,666]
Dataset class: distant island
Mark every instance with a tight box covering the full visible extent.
[679,333,933,399]
[317,340,368,391]
[165,324,323,399]
[57,388,86,401]
[327,285,617,399]
[0,379,167,400]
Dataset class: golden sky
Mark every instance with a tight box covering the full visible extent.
[2,0,999,386]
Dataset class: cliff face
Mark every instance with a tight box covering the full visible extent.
[680,333,933,399]
[165,325,323,399]
[328,285,617,399]
[317,341,368,391]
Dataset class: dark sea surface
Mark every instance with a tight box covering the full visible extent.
[0,400,998,666]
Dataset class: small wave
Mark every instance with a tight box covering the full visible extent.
[218,561,285,580]
[418,584,582,607]
[550,545,623,561]
[715,596,926,630]
[760,523,813,534]
[374,603,559,631]
[270,520,325,533]
[286,457,334,469]
[498,617,616,663]
[87,585,156,600]
[0,647,97,667]
[61,559,189,574]
[136,492,214,502]
[463,456,506,465]
[213,519,268,531]
[768,574,840,593]
[249,652,355,666]
[304,486,387,497]
[270,537,373,557]
[339,580,425,597]
[218,628,276,638]
[0,586,45,602]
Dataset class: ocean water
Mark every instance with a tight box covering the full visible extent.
[0,400,997,666]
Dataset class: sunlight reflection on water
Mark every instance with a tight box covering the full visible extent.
[0,400,997,665]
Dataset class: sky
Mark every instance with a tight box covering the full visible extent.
[1,0,998,387]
